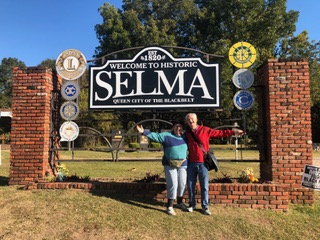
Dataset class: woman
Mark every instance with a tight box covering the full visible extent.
[136,121,188,216]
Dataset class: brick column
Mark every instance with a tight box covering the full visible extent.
[257,59,313,203]
[9,67,60,185]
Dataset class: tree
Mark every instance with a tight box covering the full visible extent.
[95,0,298,62]
[276,31,320,106]
[94,0,199,59]
[38,58,56,70]
[93,0,299,134]
[0,57,26,108]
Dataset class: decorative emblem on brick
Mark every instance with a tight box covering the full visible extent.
[61,81,80,100]
[55,49,87,80]
[228,42,256,68]
[59,121,79,142]
[60,101,79,121]
[232,68,254,89]
[233,90,255,110]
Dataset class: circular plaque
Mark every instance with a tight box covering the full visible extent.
[61,81,80,100]
[59,121,79,142]
[232,69,254,89]
[233,90,255,110]
[60,101,80,121]
[55,49,87,80]
[228,42,256,68]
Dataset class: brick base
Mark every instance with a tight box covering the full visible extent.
[26,181,299,212]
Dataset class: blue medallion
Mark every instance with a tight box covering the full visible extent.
[233,90,255,110]
[61,81,80,100]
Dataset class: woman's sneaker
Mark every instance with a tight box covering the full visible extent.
[178,203,189,211]
[165,207,176,216]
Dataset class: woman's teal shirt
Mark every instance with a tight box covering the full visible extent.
[143,130,188,166]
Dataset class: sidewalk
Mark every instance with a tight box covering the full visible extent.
[313,157,320,167]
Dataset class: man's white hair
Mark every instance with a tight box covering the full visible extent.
[185,113,197,121]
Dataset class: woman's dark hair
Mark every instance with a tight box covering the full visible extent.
[172,120,185,127]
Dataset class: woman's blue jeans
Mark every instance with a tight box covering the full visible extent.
[164,165,187,200]
[187,162,209,209]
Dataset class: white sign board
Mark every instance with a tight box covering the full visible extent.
[89,46,221,110]
[301,165,320,190]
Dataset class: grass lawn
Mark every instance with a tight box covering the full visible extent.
[55,144,261,181]
[1,148,320,239]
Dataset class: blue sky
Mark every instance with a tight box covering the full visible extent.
[0,0,319,67]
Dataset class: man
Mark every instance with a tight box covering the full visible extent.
[184,113,244,215]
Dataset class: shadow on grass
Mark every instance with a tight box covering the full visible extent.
[0,176,9,186]
[93,191,166,213]
[89,180,167,214]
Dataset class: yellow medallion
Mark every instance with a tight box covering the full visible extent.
[228,42,256,68]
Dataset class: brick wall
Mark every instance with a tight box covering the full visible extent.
[28,181,290,212]
[256,59,314,203]
[9,67,60,185]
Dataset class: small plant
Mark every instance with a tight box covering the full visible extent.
[238,167,259,183]
[54,163,91,182]
[56,163,69,181]
[210,173,234,183]
[150,142,162,149]
[46,175,56,182]
[4,133,11,143]
[64,174,91,182]
[129,142,140,149]
[137,172,161,183]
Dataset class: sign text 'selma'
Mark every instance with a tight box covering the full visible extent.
[89,46,221,110]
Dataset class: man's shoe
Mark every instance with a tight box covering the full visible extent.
[186,206,195,212]
[202,208,212,215]
[165,207,176,216]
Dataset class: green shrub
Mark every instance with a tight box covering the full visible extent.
[150,142,161,148]
[129,142,140,148]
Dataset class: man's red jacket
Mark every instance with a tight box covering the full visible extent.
[184,125,234,163]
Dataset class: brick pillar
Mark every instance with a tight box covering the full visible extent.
[9,67,60,185]
[257,59,314,203]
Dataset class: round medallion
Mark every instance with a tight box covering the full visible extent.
[233,90,255,110]
[228,42,256,68]
[59,121,79,142]
[60,101,80,121]
[55,49,87,80]
[61,81,80,100]
[232,69,254,89]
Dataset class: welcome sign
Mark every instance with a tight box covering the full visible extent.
[89,46,221,110]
